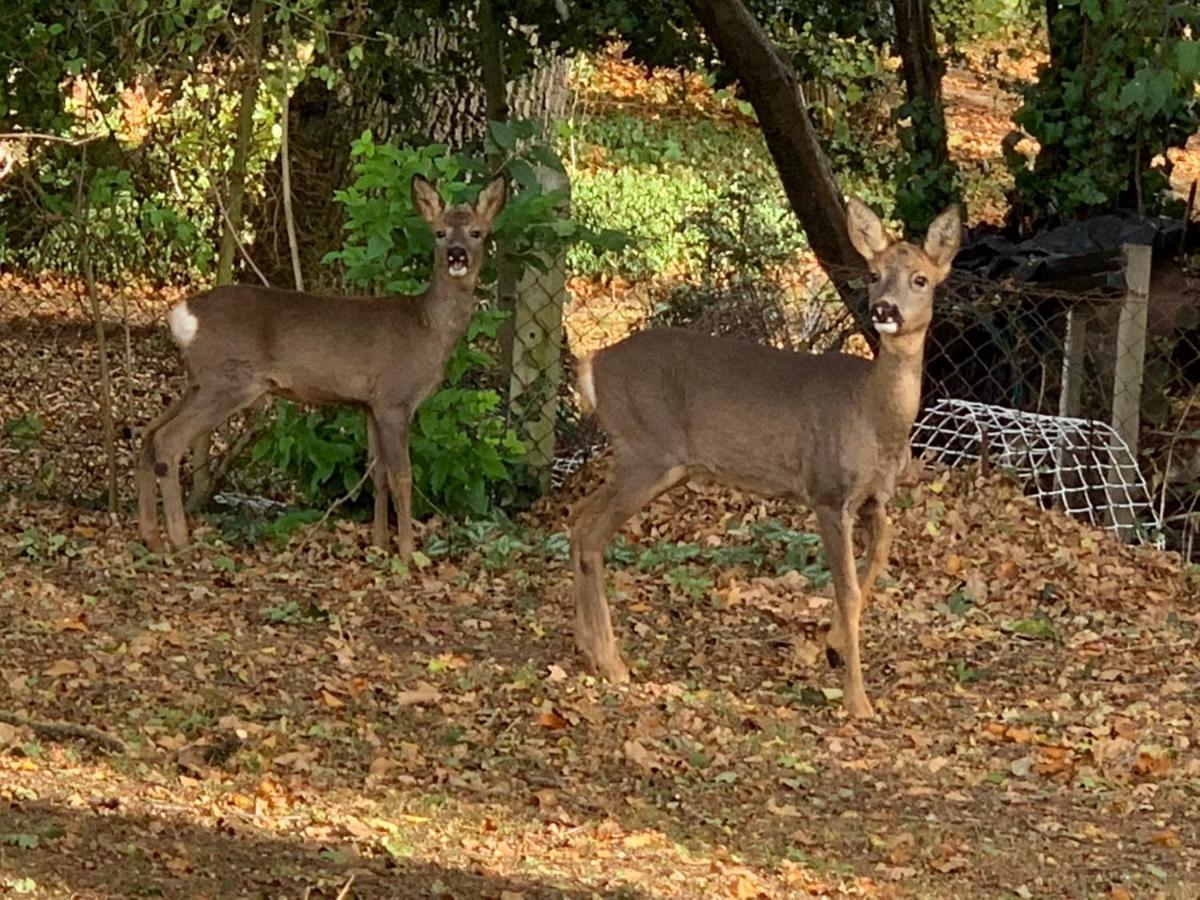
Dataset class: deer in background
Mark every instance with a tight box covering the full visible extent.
[137,174,507,559]
[570,199,961,718]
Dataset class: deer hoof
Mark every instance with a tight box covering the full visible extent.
[845,693,875,719]
[596,656,630,684]
[825,646,843,669]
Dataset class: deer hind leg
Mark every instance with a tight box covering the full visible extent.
[373,407,414,562]
[570,461,686,682]
[151,383,263,549]
[137,391,193,553]
[816,504,874,719]
[366,411,390,549]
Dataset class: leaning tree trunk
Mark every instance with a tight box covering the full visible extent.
[683,0,868,324]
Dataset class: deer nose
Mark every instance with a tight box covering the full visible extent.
[447,246,469,268]
[871,302,903,334]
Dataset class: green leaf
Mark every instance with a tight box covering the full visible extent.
[488,120,516,152]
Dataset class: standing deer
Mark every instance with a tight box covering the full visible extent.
[569,199,961,718]
[137,174,507,558]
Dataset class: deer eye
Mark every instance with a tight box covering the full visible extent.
[435,230,446,239]
[470,230,482,239]
[913,274,929,288]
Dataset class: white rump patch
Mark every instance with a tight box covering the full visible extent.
[873,321,899,335]
[577,354,597,412]
[167,300,199,348]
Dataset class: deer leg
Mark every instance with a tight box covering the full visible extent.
[816,504,874,719]
[374,408,414,562]
[366,411,390,549]
[859,499,892,605]
[827,499,892,669]
[152,384,263,549]
[570,462,686,682]
[136,391,193,553]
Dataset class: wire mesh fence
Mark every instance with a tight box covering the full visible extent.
[2,237,1198,558]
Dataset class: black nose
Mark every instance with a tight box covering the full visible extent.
[447,246,468,267]
[871,302,903,326]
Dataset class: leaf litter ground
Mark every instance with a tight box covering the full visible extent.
[1,460,1198,899]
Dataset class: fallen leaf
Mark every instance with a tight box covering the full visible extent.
[42,659,80,677]
[394,682,441,707]
[538,710,568,730]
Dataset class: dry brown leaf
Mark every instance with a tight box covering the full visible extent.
[42,659,79,677]
[394,682,441,707]
[538,710,568,730]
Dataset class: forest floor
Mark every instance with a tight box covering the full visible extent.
[1,463,1199,899]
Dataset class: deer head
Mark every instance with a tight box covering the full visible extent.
[411,174,507,282]
[846,199,961,340]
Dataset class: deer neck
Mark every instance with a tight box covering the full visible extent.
[865,328,927,444]
[423,271,479,351]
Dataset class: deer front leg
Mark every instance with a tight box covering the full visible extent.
[827,499,892,669]
[375,408,415,563]
[817,505,874,719]
[366,411,390,549]
[859,499,892,605]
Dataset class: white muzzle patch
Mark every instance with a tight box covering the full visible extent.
[449,262,469,278]
[873,321,899,335]
[167,301,199,348]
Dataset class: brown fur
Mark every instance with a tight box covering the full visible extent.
[569,199,962,718]
[136,175,507,558]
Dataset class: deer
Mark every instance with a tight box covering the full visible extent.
[569,198,961,718]
[136,174,507,559]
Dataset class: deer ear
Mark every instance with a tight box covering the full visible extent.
[846,198,889,263]
[411,174,444,224]
[923,204,962,278]
[473,175,507,229]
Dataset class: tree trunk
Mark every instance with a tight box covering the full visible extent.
[216,0,266,284]
[892,0,958,233]
[478,0,520,376]
[195,0,265,514]
[894,0,949,162]
[683,0,863,298]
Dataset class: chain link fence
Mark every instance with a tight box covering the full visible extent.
[2,233,1198,559]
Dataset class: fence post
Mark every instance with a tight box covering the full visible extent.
[1058,305,1088,418]
[508,162,569,491]
[1111,243,1151,457]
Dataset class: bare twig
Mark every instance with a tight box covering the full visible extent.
[212,185,271,286]
[297,462,375,550]
[0,131,103,144]
[76,99,119,514]
[280,23,304,292]
[335,875,356,900]
[0,711,127,754]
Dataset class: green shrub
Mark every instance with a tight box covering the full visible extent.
[249,126,614,520]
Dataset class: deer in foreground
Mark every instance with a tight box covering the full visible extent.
[137,174,507,558]
[569,199,961,718]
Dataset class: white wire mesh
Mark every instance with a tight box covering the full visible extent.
[911,398,1163,543]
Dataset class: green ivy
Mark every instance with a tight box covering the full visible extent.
[1009,0,1200,222]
